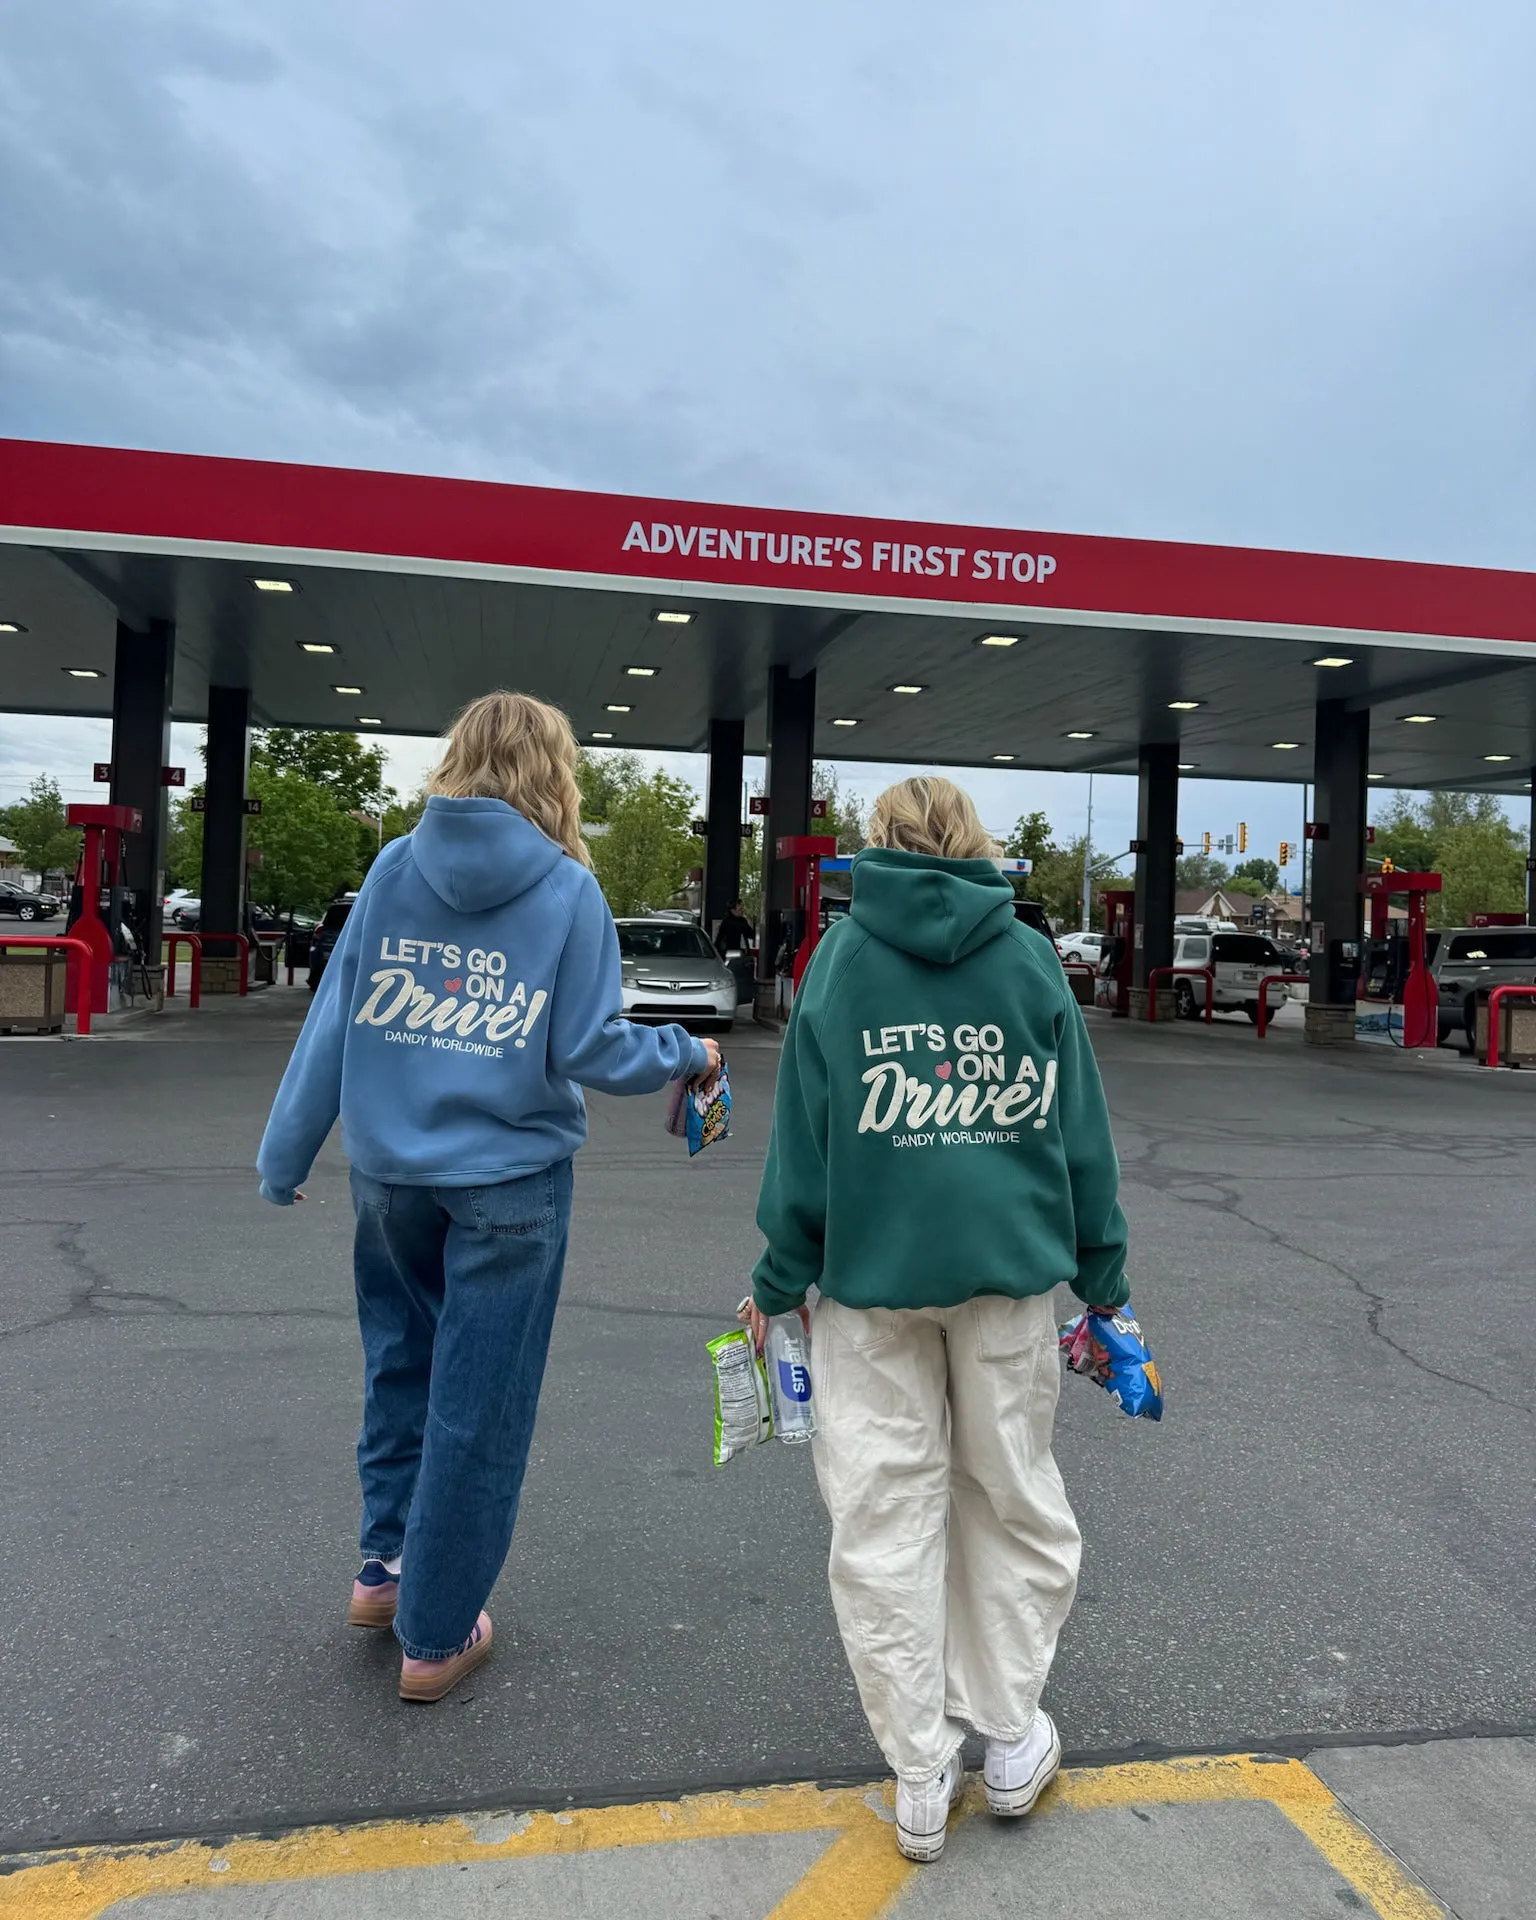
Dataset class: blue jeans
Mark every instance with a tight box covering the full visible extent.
[350,1160,573,1659]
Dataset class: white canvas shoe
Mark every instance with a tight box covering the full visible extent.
[895,1753,963,1863]
[984,1709,1061,1817]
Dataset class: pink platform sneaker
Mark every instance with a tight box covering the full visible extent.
[346,1560,400,1629]
[399,1612,493,1703]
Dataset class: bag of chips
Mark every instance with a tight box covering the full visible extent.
[706,1325,772,1465]
[1059,1303,1163,1420]
[667,1062,731,1155]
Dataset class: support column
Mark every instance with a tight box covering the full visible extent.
[1130,744,1178,1021]
[202,686,251,972]
[109,620,173,967]
[702,717,745,940]
[1528,773,1536,925]
[1305,699,1369,1047]
[758,666,815,1011]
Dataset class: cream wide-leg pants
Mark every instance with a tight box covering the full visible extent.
[810,1290,1081,1782]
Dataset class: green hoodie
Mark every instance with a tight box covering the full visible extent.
[752,848,1129,1317]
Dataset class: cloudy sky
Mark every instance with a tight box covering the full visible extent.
[4,0,1535,863]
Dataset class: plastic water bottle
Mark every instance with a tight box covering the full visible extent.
[766,1313,816,1443]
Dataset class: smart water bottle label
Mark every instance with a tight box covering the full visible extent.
[777,1358,812,1403]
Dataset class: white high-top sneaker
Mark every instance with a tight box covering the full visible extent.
[895,1753,963,1863]
[984,1709,1061,1817]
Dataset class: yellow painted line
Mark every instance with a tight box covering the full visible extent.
[0,1753,1442,1920]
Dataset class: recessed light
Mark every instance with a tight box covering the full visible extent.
[652,610,693,624]
[1367,772,1384,780]
[1271,741,1301,750]
[1400,714,1438,724]
[592,731,614,740]
[1484,754,1514,762]
[605,703,632,713]
[1167,700,1202,711]
[1178,763,1198,771]
[0,621,27,633]
[299,642,336,655]
[357,716,383,726]
[1312,656,1353,668]
[992,753,1016,761]
[625,666,657,677]
[830,717,860,727]
[890,684,925,695]
[252,577,297,593]
[332,684,364,695]
[64,666,102,678]
[977,634,1020,648]
[1064,730,1096,740]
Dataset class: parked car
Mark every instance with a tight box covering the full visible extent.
[1170,930,1293,1022]
[163,889,199,923]
[1059,930,1105,967]
[307,895,358,990]
[1428,925,1536,1048]
[0,879,60,921]
[615,916,737,1031]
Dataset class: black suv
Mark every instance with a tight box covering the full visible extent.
[308,895,357,990]
[0,880,60,921]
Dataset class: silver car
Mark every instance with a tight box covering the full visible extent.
[615,917,737,1032]
[1428,925,1536,1047]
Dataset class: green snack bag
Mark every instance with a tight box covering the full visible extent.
[707,1326,772,1465]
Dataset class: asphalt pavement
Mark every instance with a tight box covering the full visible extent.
[0,987,1532,1878]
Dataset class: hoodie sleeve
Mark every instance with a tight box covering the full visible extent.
[1054,985,1131,1307]
[751,988,830,1315]
[255,895,366,1204]
[547,874,710,1093]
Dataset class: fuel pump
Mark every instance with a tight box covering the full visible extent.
[775,834,837,989]
[1098,887,1135,1017]
[64,803,142,1015]
[1360,866,1441,1048]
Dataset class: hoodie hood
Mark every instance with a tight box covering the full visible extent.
[410,796,565,913]
[849,847,1018,964]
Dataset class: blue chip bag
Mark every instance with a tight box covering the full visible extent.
[1059,1303,1163,1420]
[666,1063,731,1155]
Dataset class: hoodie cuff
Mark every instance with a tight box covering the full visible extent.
[260,1179,298,1207]
[677,1036,712,1080]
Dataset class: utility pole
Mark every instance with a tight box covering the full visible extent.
[1301,782,1310,941]
[1080,773,1094,932]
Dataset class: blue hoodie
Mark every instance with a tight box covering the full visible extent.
[256,797,710,1202]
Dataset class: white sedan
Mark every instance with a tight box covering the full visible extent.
[616,918,738,1031]
[1059,930,1105,967]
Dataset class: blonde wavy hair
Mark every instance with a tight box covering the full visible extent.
[427,690,592,868]
[866,775,1001,861]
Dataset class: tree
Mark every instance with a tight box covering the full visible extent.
[815,764,867,854]
[1234,856,1279,892]
[1226,874,1266,898]
[579,749,648,825]
[251,729,391,815]
[1004,811,1054,865]
[164,793,204,889]
[246,763,363,915]
[1175,851,1230,893]
[0,775,81,878]
[1372,791,1526,927]
[588,769,703,917]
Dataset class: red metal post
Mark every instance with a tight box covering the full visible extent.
[1147,964,1215,1023]
[0,935,96,1035]
[1255,972,1310,1038]
[1485,984,1536,1068]
[199,932,251,995]
[164,932,204,1008]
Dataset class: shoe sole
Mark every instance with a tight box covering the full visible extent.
[399,1623,493,1702]
[896,1772,963,1862]
[346,1590,398,1629]
[985,1725,1061,1818]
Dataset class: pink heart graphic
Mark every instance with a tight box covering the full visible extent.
[935,1061,952,1080]
[443,977,463,993]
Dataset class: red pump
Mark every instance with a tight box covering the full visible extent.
[776,834,838,988]
[64,803,142,1016]
[1097,888,1135,1017]
[1360,866,1442,1048]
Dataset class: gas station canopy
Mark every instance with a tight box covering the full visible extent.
[2,437,1536,791]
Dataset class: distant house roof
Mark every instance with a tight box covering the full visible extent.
[0,835,19,856]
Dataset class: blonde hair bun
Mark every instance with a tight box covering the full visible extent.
[427,690,593,869]
[866,775,1001,861]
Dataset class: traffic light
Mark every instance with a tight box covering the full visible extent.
[1279,841,1291,867]
[1238,822,1248,853]
[1202,832,1211,855]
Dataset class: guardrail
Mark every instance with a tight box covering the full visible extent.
[1255,972,1311,1039]
[0,934,95,1035]
[1484,983,1536,1069]
[1146,964,1215,1024]
[164,931,203,1008]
